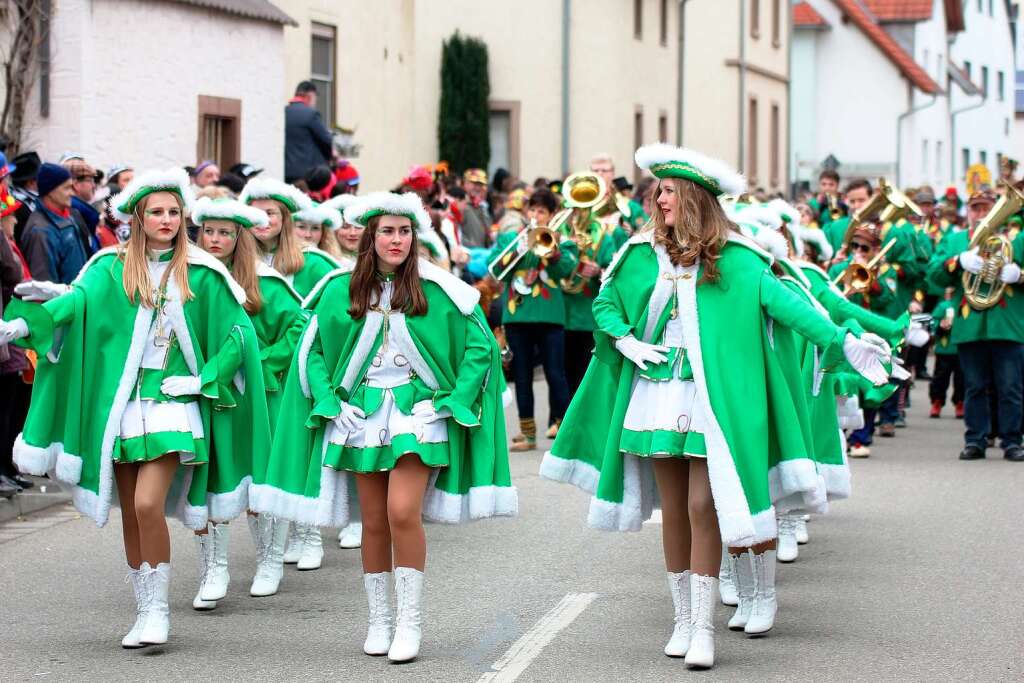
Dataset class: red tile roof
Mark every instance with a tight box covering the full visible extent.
[794,2,830,27]
[863,1,933,22]
[831,0,940,94]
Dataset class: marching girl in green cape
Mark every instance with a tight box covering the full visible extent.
[323,194,363,267]
[539,144,890,669]
[0,169,269,648]
[190,196,310,607]
[294,202,345,262]
[239,178,342,574]
[249,191,516,663]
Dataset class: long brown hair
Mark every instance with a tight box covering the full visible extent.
[121,192,193,307]
[650,177,733,283]
[347,215,428,319]
[254,200,305,276]
[197,221,263,314]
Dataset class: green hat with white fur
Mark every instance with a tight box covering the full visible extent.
[293,204,343,231]
[239,177,313,213]
[344,191,444,258]
[112,167,194,222]
[193,196,269,229]
[635,143,747,197]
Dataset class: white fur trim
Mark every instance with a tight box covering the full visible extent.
[293,204,343,230]
[737,222,789,260]
[585,453,658,531]
[300,264,355,308]
[389,313,439,389]
[634,143,747,196]
[56,452,82,485]
[256,261,301,301]
[725,231,775,265]
[72,246,120,285]
[768,459,827,515]
[422,476,519,523]
[192,196,269,229]
[768,199,800,224]
[13,436,61,476]
[641,244,675,342]
[821,460,852,501]
[418,258,481,315]
[340,310,384,394]
[112,167,195,222]
[207,475,251,523]
[185,243,247,305]
[736,205,783,231]
[322,194,359,214]
[601,230,655,288]
[238,177,313,212]
[297,314,319,399]
[539,450,601,494]
[343,191,431,234]
[799,227,835,262]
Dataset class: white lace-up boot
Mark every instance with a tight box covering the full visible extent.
[684,574,717,669]
[200,523,230,601]
[250,515,288,597]
[795,516,810,544]
[718,546,738,606]
[121,567,147,648]
[138,562,170,645]
[339,522,363,549]
[664,570,691,657]
[363,572,394,655]
[776,515,799,563]
[296,525,324,570]
[388,567,424,662]
[744,549,777,635]
[726,551,754,631]
[192,533,217,610]
[282,523,302,564]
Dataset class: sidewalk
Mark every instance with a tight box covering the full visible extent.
[0,476,71,523]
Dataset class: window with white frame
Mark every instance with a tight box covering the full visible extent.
[311,22,337,126]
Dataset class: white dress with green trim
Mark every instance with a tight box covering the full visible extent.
[322,279,451,472]
[620,262,708,459]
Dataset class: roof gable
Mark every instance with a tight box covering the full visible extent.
[165,0,296,26]
[794,2,831,27]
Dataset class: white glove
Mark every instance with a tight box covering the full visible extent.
[160,375,202,397]
[14,280,71,302]
[411,400,452,424]
[842,333,889,386]
[614,335,669,371]
[332,401,366,433]
[858,333,892,361]
[0,318,29,345]
[959,248,984,275]
[999,262,1021,284]
[889,359,912,381]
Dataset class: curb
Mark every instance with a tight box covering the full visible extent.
[0,482,72,524]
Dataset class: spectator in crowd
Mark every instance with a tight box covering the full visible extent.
[19,163,93,283]
[0,185,32,494]
[304,164,337,202]
[333,159,360,194]
[191,160,221,189]
[285,81,333,183]
[228,162,263,184]
[96,195,130,248]
[216,173,246,195]
[10,151,40,242]
[62,156,101,239]
[461,168,492,248]
[106,164,134,194]
[0,152,13,192]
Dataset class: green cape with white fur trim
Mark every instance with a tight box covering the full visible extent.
[249,259,517,527]
[540,232,851,546]
[6,245,270,530]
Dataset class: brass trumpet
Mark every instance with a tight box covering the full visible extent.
[962,181,1024,310]
[487,219,562,281]
[828,193,842,221]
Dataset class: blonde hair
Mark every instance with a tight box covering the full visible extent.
[121,192,193,307]
[195,186,232,200]
[197,221,263,314]
[258,200,305,276]
[317,227,342,259]
[650,178,733,283]
[590,153,614,169]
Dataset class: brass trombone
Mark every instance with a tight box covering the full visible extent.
[962,180,1024,310]
[833,238,898,296]
[487,219,562,281]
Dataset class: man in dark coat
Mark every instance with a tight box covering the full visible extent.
[285,81,334,183]
[18,163,92,284]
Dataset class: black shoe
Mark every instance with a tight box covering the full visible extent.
[959,446,985,461]
[11,475,33,489]
[1004,446,1024,462]
[0,474,24,491]
[916,370,932,380]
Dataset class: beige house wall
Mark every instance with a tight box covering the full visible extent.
[278,0,678,191]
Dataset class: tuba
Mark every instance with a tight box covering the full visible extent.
[962,181,1024,310]
[558,172,608,294]
[839,178,898,257]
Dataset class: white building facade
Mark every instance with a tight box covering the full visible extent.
[13,0,292,178]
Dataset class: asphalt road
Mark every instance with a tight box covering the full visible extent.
[2,379,1022,682]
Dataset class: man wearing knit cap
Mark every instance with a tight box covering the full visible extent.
[18,162,93,283]
[460,168,492,249]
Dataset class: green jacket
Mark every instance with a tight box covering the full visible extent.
[930,299,958,355]
[488,229,579,326]
[6,245,269,530]
[925,226,1024,345]
[249,259,516,527]
[292,248,341,298]
[541,232,851,546]
[559,217,618,331]
[828,257,904,320]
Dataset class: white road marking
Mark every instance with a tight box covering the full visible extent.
[644,509,663,525]
[477,592,599,683]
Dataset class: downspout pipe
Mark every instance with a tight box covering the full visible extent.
[950,95,985,185]
[738,0,746,172]
[896,89,937,187]
[677,0,689,144]
[561,0,571,176]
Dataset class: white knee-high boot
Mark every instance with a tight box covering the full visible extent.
[192,533,217,610]
[121,567,147,648]
[727,551,755,630]
[795,515,810,544]
[363,572,394,655]
[777,514,799,563]
[250,514,288,597]
[138,562,170,645]
[296,525,324,570]
[664,570,691,657]
[718,545,738,606]
[201,523,230,601]
[745,549,777,635]
[282,523,302,564]
[684,573,717,669]
[388,567,424,662]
